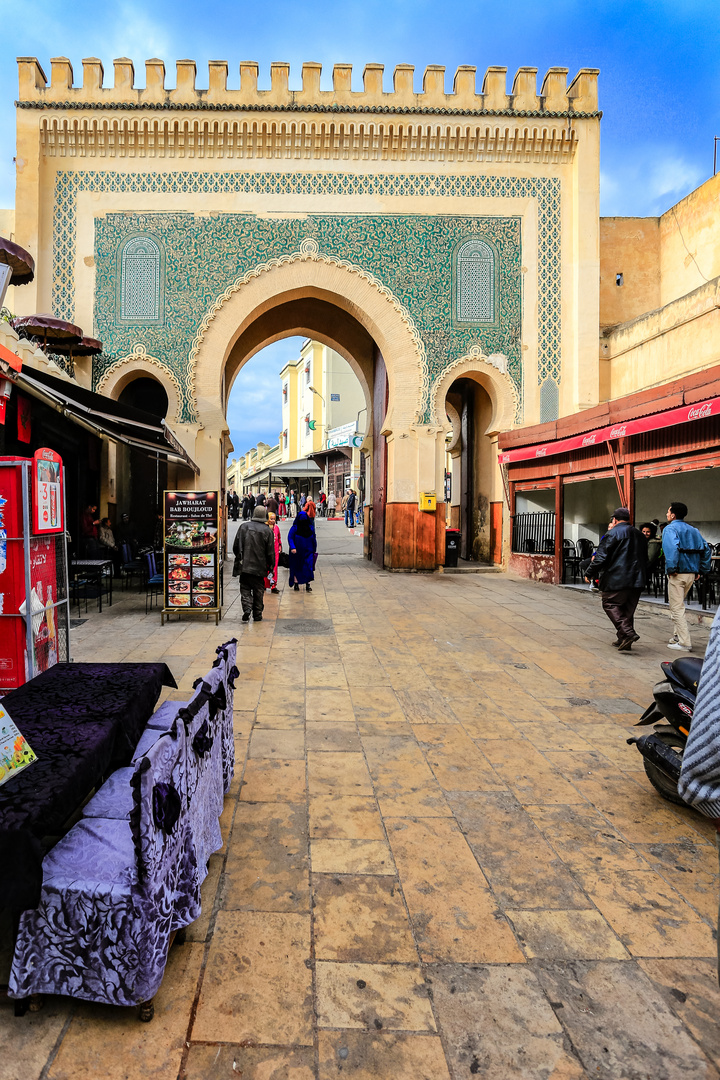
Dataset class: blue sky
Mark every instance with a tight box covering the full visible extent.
[1,0,718,452]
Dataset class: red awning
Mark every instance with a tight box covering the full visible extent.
[499,396,720,465]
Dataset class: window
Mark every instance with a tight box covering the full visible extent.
[283,430,288,449]
[455,238,495,323]
[120,236,162,322]
[305,363,311,385]
[283,382,288,401]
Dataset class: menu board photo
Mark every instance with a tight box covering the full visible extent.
[163,490,219,615]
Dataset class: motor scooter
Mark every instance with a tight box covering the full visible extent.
[627,656,703,804]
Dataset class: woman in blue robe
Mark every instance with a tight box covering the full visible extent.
[288,510,317,591]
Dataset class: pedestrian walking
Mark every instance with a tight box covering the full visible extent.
[278,492,287,519]
[232,505,275,623]
[266,492,279,516]
[288,509,317,592]
[306,497,317,520]
[327,490,337,517]
[256,491,266,508]
[231,492,240,521]
[289,491,296,518]
[266,511,282,594]
[662,502,712,651]
[318,491,327,517]
[678,606,720,978]
[585,507,647,651]
[345,488,356,528]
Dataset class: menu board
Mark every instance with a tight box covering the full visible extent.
[163,490,219,614]
[32,448,64,534]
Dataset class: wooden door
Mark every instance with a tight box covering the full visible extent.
[490,501,502,564]
[372,347,388,567]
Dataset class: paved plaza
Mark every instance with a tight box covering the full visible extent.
[2,518,720,1079]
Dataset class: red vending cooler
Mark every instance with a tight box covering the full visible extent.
[0,452,71,693]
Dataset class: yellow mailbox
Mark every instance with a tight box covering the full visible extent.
[419,492,437,512]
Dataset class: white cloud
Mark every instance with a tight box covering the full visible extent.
[600,147,706,217]
[104,3,172,64]
[226,338,303,458]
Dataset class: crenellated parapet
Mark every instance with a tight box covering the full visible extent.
[17,58,600,116]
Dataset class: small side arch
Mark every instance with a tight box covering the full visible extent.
[97,345,181,423]
[431,348,518,436]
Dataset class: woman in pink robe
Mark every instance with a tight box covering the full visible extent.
[265,512,282,594]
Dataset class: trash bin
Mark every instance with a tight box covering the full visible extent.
[445,528,461,568]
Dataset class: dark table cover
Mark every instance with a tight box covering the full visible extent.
[0,662,176,912]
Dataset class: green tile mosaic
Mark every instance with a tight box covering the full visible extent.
[53,171,561,422]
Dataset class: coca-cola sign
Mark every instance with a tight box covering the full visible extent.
[609,425,627,438]
[687,403,712,421]
[535,447,547,457]
[581,434,597,447]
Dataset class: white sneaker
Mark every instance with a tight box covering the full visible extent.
[667,642,690,651]
[668,636,679,644]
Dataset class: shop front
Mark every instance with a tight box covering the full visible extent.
[499,365,720,586]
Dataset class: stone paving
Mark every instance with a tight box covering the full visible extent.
[2,518,720,1079]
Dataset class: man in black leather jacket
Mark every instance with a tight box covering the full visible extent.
[586,507,648,651]
[232,505,275,623]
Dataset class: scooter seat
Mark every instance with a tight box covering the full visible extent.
[670,656,703,692]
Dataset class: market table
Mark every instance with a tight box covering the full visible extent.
[0,662,176,913]
[70,558,114,613]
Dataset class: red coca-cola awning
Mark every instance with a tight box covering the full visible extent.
[498,396,720,465]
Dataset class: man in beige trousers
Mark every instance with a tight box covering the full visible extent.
[662,502,712,651]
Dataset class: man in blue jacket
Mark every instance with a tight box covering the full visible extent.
[662,502,712,652]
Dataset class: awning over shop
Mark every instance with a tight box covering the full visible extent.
[242,457,322,488]
[499,395,720,465]
[4,362,199,473]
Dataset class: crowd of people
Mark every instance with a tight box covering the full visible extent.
[584,501,713,652]
[226,487,362,527]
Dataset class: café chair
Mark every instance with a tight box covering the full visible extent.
[83,703,188,821]
[9,720,199,1019]
[119,542,144,591]
[144,551,164,613]
[177,693,224,883]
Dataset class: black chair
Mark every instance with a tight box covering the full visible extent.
[563,539,579,583]
[144,551,164,613]
[577,537,595,561]
[119,542,144,591]
[523,538,536,553]
[542,537,555,554]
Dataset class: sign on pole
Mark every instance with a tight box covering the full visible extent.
[32,448,64,534]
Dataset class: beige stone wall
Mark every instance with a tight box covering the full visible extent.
[599,218,660,328]
[599,171,720,403]
[659,171,720,307]
[604,277,720,399]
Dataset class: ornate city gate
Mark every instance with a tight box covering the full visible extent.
[14,57,601,568]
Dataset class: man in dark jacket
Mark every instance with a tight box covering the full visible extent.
[586,507,647,651]
[232,505,275,622]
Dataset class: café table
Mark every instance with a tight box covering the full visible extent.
[70,558,113,613]
[0,661,176,915]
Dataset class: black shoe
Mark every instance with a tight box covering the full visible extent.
[293,584,299,592]
[254,614,263,621]
[271,587,279,594]
[629,632,640,643]
[612,639,621,647]
[242,613,250,622]
[617,637,634,651]
[306,585,312,592]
